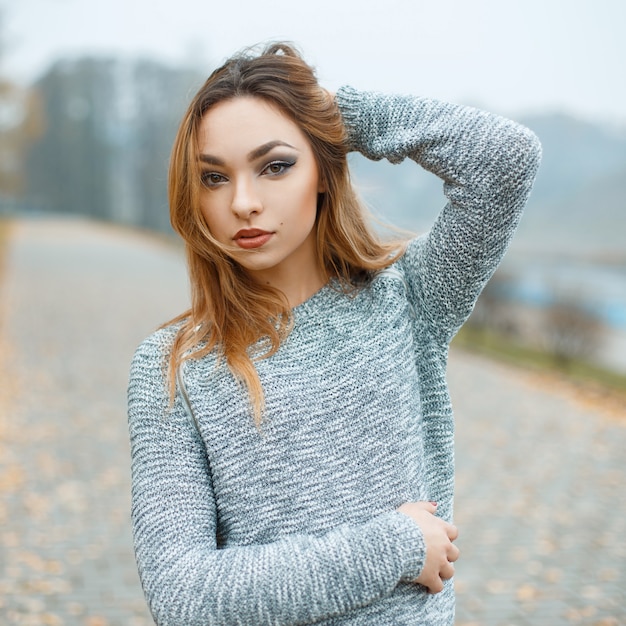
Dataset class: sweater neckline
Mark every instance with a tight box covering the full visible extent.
[291,281,333,317]
[291,278,362,320]
[291,278,354,320]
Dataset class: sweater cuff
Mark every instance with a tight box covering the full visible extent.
[335,85,367,153]
[378,510,426,582]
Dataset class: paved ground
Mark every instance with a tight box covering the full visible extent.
[0,217,624,626]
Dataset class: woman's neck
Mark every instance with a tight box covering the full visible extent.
[245,228,326,308]
[252,263,326,308]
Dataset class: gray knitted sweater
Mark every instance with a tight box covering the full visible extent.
[128,87,541,625]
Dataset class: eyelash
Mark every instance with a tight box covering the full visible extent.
[201,172,227,188]
[200,159,296,189]
[262,159,295,176]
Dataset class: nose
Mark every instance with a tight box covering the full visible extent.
[231,176,263,219]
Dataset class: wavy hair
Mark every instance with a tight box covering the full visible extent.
[166,42,405,424]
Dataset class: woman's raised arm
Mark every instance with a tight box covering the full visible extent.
[336,86,541,343]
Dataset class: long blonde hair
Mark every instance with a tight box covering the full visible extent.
[167,42,405,424]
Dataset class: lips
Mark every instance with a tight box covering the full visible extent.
[233,228,273,250]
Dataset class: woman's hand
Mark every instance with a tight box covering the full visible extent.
[397,501,459,594]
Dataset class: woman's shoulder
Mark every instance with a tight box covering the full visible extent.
[364,238,421,297]
[367,236,430,317]
[384,236,426,280]
[131,320,186,374]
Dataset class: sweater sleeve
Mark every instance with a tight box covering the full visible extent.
[336,86,542,343]
[128,332,427,626]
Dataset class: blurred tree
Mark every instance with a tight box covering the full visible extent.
[542,297,603,368]
[0,80,43,198]
[467,269,520,337]
[0,10,43,209]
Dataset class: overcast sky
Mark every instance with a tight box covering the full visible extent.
[2,0,625,125]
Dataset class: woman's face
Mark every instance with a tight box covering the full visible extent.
[197,96,323,285]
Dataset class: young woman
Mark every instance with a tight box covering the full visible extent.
[128,43,541,625]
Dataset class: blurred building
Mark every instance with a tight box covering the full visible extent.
[23,57,203,232]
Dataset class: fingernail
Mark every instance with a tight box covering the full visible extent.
[430,501,438,507]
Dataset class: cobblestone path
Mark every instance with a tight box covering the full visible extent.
[0,218,624,626]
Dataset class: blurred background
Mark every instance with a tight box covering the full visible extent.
[0,0,624,625]
[1,0,625,383]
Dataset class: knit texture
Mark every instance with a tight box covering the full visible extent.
[128,87,541,625]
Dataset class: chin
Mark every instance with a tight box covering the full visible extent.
[234,256,279,274]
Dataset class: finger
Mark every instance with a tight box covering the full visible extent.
[446,523,459,541]
[427,577,444,594]
[447,543,460,563]
[413,501,437,513]
[440,561,455,581]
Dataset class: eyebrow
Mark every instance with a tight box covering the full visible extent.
[198,140,298,166]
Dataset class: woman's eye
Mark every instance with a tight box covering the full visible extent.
[201,172,227,188]
[262,160,294,176]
